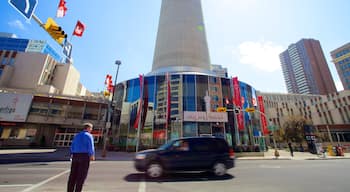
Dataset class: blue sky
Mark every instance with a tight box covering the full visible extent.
[1,0,349,93]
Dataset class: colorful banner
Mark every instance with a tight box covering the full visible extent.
[133,75,143,129]
[232,77,244,131]
[165,73,171,130]
[258,96,268,135]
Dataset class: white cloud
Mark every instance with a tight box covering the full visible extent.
[238,41,284,72]
[8,20,26,30]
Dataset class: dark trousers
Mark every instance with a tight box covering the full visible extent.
[67,153,90,192]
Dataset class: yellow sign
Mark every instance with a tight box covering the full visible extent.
[245,107,255,113]
[216,107,227,112]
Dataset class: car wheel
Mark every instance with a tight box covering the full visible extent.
[146,162,163,178]
[212,162,227,176]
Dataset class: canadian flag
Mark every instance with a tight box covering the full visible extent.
[56,0,67,18]
[73,20,85,37]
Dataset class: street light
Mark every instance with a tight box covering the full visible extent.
[102,60,121,157]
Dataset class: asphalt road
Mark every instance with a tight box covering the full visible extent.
[0,159,349,192]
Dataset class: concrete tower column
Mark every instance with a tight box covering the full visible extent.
[151,0,211,74]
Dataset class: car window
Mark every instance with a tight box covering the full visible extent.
[191,140,211,152]
[171,140,190,151]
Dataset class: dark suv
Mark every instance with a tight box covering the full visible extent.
[134,137,235,178]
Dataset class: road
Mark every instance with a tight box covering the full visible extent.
[0,159,349,192]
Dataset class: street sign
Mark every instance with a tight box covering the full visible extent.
[63,40,72,59]
[245,107,255,113]
[8,0,38,20]
[216,107,227,112]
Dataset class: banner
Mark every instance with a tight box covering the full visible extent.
[0,93,33,122]
[258,96,268,135]
[232,77,244,131]
[165,73,171,130]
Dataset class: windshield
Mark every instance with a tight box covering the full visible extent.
[158,140,175,150]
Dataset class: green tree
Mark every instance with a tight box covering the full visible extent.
[282,116,312,143]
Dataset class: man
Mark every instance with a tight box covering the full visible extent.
[288,142,294,157]
[67,122,95,192]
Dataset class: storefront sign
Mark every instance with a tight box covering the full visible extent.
[183,111,228,122]
[0,93,33,122]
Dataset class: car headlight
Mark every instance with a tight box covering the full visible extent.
[135,153,146,160]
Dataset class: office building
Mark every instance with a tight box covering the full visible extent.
[280,39,337,95]
[331,42,350,90]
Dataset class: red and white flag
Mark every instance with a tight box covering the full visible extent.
[56,0,67,18]
[73,20,85,37]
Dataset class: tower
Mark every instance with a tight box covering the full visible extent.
[151,0,211,75]
[280,39,337,95]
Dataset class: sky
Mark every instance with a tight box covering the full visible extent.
[1,0,349,94]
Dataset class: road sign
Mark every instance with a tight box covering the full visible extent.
[9,0,38,20]
[63,40,72,59]
[245,107,255,113]
[216,107,227,112]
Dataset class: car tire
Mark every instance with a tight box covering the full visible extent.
[212,162,227,176]
[146,162,163,178]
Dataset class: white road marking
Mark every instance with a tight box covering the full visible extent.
[138,180,146,192]
[21,169,70,192]
[8,168,67,171]
[259,164,281,169]
[0,184,33,188]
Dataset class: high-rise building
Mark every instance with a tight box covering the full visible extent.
[151,0,211,75]
[280,39,337,94]
[330,42,350,90]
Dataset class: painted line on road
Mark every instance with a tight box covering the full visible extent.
[0,184,33,188]
[21,169,70,192]
[8,168,67,171]
[138,180,146,192]
[259,164,281,169]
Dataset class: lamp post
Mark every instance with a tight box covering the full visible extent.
[102,60,121,157]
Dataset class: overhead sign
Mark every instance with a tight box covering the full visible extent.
[8,0,38,20]
[0,93,33,122]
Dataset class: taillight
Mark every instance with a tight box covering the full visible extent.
[229,148,235,159]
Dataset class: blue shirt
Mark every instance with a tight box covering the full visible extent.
[70,131,95,156]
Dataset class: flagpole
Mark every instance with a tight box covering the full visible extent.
[136,75,144,152]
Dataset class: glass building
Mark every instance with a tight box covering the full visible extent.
[112,72,266,151]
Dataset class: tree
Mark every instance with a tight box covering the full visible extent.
[282,116,311,143]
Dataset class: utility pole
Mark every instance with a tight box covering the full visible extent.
[102,60,121,157]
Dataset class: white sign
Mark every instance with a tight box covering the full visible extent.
[183,111,228,122]
[25,40,46,52]
[0,93,33,122]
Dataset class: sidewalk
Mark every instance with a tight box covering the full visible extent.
[0,148,349,164]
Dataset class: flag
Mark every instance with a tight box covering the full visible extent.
[134,75,144,129]
[258,96,269,135]
[233,77,244,131]
[73,20,85,37]
[165,73,171,130]
[56,0,67,18]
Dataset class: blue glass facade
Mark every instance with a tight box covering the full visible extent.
[113,73,265,151]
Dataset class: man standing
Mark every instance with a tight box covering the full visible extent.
[67,122,95,192]
[288,142,294,157]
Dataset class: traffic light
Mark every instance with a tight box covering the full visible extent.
[44,17,67,45]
